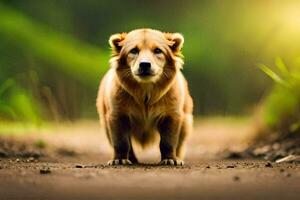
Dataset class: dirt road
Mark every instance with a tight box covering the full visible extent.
[0,119,299,200]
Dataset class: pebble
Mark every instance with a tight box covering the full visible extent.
[27,157,35,162]
[226,165,236,168]
[40,167,51,174]
[265,162,273,168]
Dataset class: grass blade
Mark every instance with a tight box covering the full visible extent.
[275,57,290,77]
[258,64,288,86]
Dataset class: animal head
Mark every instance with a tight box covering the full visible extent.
[109,29,184,83]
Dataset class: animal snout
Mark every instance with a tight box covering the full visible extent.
[138,62,152,75]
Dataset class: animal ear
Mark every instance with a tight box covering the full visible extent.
[109,32,127,54]
[165,33,184,54]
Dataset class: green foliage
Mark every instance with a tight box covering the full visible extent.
[0,78,42,123]
[0,79,16,119]
[9,87,41,123]
[0,3,109,122]
[258,64,288,87]
[260,58,300,134]
[0,3,109,87]
[2,1,300,122]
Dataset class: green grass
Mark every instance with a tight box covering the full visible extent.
[0,121,52,136]
[259,58,300,134]
[0,3,110,122]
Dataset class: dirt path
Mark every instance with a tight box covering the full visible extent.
[0,119,299,200]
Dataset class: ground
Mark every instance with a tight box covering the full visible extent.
[0,118,299,200]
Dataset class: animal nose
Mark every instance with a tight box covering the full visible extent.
[138,62,151,75]
[139,62,151,71]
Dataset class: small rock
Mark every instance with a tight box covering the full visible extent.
[265,162,273,168]
[233,175,240,181]
[40,167,51,174]
[27,157,35,162]
[15,158,20,162]
[206,166,211,169]
[75,164,85,168]
[226,165,236,168]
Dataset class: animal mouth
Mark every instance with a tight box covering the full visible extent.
[135,72,156,77]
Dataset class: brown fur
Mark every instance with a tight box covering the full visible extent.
[97,28,193,165]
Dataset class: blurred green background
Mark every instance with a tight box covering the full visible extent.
[1,0,300,127]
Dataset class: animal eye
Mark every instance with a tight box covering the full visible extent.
[129,47,139,55]
[154,48,163,54]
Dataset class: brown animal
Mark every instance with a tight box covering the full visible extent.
[97,28,193,166]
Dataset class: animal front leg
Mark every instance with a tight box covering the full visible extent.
[158,116,184,166]
[107,115,132,165]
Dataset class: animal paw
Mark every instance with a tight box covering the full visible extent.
[107,159,132,166]
[160,158,184,166]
